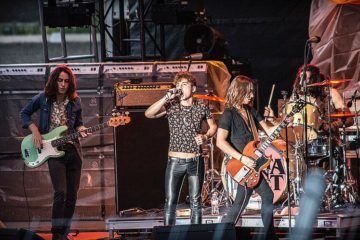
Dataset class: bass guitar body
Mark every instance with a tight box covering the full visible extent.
[21,126,68,168]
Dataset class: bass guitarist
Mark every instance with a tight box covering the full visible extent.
[216,75,282,240]
[20,65,89,240]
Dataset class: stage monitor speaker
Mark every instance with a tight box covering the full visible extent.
[152,223,237,240]
[0,228,44,240]
[115,111,169,211]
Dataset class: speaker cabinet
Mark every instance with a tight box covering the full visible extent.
[115,111,169,211]
[152,223,236,240]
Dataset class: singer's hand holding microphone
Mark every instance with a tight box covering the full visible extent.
[165,88,182,101]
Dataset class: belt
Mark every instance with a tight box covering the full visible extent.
[169,156,199,163]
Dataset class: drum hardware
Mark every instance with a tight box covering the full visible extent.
[340,112,360,204]
[322,111,360,208]
[292,141,305,206]
[281,90,296,229]
[306,80,337,209]
[279,91,307,208]
[199,94,227,207]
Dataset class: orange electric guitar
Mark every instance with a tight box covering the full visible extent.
[226,100,305,188]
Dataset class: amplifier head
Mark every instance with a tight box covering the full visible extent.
[115,82,174,108]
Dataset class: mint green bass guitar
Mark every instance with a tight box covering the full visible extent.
[21,115,130,168]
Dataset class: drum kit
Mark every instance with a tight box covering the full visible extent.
[195,79,359,213]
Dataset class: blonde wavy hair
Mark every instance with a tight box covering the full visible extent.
[225,75,254,108]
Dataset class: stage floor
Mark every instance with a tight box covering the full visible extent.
[105,206,360,239]
[3,206,360,239]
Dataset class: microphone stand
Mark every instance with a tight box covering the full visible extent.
[353,93,360,201]
[301,41,312,168]
[281,91,293,231]
[326,83,333,172]
[353,91,360,151]
[187,55,193,72]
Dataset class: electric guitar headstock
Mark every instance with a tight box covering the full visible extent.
[289,99,306,116]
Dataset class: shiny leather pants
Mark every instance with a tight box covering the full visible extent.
[164,156,204,225]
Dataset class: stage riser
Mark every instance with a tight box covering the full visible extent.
[152,223,237,240]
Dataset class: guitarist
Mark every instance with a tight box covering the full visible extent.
[20,65,88,240]
[145,71,217,225]
[216,75,279,239]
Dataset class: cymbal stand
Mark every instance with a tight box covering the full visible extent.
[340,116,359,204]
[292,138,304,206]
[322,84,338,210]
[201,138,226,205]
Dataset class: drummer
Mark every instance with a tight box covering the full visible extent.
[266,64,354,148]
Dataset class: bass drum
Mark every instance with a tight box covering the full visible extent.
[221,139,297,209]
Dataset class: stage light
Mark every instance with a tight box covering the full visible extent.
[184,24,228,59]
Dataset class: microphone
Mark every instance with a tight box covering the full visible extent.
[184,52,205,60]
[347,90,359,108]
[167,88,182,94]
[351,90,358,100]
[307,36,321,43]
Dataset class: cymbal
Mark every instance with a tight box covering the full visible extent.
[307,79,351,87]
[326,112,360,118]
[193,94,225,102]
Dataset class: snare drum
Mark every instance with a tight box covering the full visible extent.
[221,139,290,206]
[307,135,329,157]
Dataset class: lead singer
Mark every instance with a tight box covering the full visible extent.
[145,71,217,225]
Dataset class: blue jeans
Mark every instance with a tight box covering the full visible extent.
[164,156,204,225]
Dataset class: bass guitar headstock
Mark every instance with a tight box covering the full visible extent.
[108,109,131,127]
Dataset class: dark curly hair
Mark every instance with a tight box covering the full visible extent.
[45,64,78,101]
[293,64,324,99]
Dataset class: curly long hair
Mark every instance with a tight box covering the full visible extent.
[45,65,78,101]
[293,64,324,99]
[225,75,253,109]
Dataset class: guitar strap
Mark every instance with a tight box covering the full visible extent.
[246,108,259,141]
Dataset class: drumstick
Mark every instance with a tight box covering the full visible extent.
[265,84,275,119]
[268,84,275,107]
